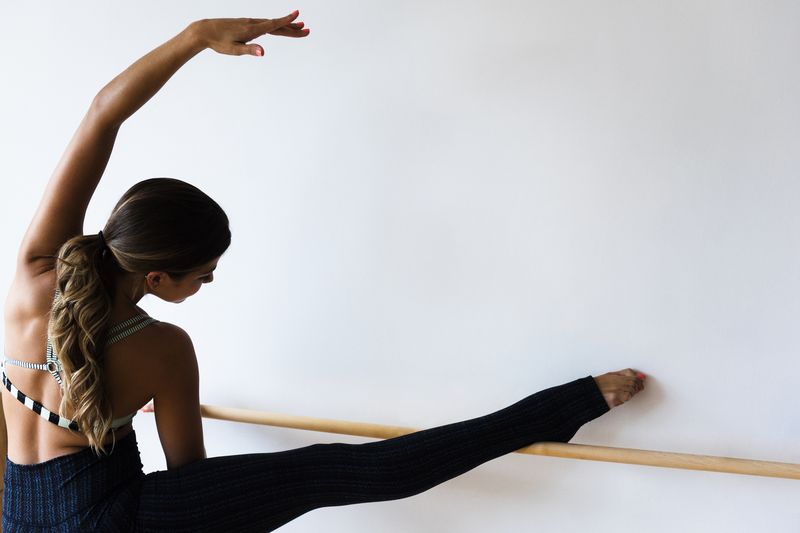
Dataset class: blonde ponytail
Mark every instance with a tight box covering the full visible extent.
[49,233,114,456]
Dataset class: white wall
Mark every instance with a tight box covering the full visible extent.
[2,1,798,531]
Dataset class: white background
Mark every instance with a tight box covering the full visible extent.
[1,1,798,531]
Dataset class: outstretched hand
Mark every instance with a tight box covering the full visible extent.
[191,10,310,57]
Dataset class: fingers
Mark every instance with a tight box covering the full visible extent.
[279,10,301,23]
[256,10,304,32]
[271,24,311,37]
[203,13,310,57]
[235,13,309,56]
[244,10,311,51]
[243,13,309,52]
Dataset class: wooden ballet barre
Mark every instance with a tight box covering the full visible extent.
[199,404,800,481]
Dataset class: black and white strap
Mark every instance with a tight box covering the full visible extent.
[0,366,79,431]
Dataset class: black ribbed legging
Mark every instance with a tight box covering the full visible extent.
[2,376,609,532]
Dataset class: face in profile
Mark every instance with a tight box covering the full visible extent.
[146,256,220,303]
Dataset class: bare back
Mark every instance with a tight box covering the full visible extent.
[2,270,167,464]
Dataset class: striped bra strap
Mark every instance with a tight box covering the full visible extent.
[2,313,158,386]
[0,371,80,431]
[2,335,66,386]
[0,371,138,432]
[106,313,159,346]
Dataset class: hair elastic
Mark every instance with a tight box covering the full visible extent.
[97,230,109,254]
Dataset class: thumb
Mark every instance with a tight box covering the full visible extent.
[229,43,264,56]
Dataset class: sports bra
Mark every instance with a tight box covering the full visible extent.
[1,288,159,432]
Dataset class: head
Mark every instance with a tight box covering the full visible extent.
[104,177,231,302]
[48,177,231,455]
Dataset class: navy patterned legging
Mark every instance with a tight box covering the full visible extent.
[2,376,609,532]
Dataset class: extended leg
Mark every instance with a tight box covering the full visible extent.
[134,376,609,533]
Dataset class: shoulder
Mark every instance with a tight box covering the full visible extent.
[151,321,193,347]
[149,321,197,359]
[148,321,199,378]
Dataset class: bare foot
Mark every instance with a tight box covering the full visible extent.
[593,369,646,409]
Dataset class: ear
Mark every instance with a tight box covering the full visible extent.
[145,272,165,289]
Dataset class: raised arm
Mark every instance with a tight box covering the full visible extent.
[17,12,307,276]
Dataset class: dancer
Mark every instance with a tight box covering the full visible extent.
[1,12,646,532]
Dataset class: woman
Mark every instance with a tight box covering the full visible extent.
[0,11,646,532]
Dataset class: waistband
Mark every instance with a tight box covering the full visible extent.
[3,430,144,526]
